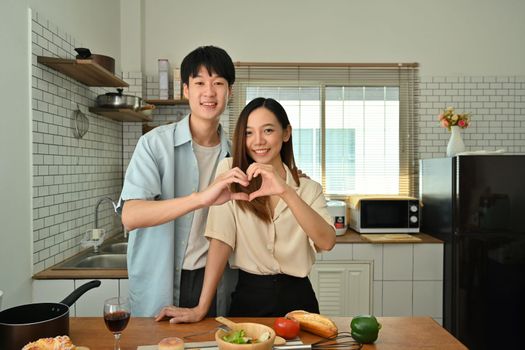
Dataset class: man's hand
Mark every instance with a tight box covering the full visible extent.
[155,305,206,324]
[297,168,310,179]
[198,167,250,207]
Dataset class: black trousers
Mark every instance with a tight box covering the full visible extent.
[180,268,217,317]
[228,270,319,317]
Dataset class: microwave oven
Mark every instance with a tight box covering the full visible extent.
[348,196,420,233]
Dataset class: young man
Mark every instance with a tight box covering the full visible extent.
[118,46,249,317]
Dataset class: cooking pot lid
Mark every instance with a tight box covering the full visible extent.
[102,89,141,99]
[104,88,125,97]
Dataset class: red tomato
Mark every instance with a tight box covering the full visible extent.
[273,317,300,339]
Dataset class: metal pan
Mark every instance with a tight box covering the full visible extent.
[96,88,143,111]
[0,280,101,350]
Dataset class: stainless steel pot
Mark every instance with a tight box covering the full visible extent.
[96,88,143,110]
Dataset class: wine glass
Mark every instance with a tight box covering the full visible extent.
[103,297,131,350]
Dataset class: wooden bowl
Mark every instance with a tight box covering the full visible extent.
[215,323,276,350]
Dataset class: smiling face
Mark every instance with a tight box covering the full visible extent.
[183,65,231,124]
[245,107,291,168]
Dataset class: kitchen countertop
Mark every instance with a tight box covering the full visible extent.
[335,229,441,243]
[69,316,466,350]
[34,230,442,280]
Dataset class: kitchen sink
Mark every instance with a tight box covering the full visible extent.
[100,242,128,254]
[54,253,127,269]
[52,234,128,270]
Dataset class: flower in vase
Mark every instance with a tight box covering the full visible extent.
[438,107,471,131]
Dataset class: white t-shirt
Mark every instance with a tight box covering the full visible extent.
[182,141,221,270]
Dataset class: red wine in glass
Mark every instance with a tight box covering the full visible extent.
[104,310,130,332]
[103,297,131,350]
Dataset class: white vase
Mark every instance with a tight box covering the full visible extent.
[446,125,466,157]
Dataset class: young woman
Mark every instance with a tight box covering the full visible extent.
[156,97,336,323]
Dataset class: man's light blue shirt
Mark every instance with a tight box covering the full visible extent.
[117,115,233,316]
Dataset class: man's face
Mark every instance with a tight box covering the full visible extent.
[183,66,231,123]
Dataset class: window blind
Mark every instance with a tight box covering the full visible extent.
[226,62,419,197]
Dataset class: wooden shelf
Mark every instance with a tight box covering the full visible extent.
[37,56,129,87]
[144,99,189,106]
[89,107,152,122]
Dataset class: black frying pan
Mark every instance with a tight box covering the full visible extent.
[0,280,101,350]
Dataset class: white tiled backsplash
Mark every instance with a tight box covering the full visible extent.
[418,76,525,158]
[31,12,124,272]
[31,12,525,273]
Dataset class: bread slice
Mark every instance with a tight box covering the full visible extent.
[22,335,76,350]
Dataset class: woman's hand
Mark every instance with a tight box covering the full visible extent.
[246,163,289,201]
[155,305,207,324]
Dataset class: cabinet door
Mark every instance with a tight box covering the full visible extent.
[310,261,371,316]
[32,280,75,303]
[74,279,119,317]
[119,279,129,299]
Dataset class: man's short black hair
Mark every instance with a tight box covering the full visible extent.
[181,46,235,86]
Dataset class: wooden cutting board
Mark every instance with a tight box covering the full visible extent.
[137,339,301,350]
[361,233,422,243]
[137,347,218,350]
[138,340,218,350]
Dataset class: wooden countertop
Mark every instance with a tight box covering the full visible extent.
[335,229,442,244]
[34,267,128,279]
[69,316,466,350]
[34,230,441,280]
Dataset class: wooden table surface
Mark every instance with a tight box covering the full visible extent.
[69,316,467,350]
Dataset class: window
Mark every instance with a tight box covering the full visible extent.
[227,63,419,197]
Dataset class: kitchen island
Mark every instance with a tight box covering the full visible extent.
[69,316,466,350]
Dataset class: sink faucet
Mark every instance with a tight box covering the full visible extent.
[95,196,117,229]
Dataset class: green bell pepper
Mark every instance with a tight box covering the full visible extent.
[350,315,382,344]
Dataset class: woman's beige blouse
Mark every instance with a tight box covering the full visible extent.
[204,158,334,278]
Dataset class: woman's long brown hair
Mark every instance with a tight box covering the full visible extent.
[231,97,300,223]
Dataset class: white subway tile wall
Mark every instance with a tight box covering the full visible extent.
[418,76,525,158]
[31,12,123,272]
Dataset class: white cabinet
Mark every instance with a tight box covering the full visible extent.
[74,279,119,316]
[32,279,128,316]
[119,279,130,299]
[32,280,75,303]
[312,242,444,324]
[310,261,371,316]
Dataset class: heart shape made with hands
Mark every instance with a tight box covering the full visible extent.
[241,163,288,201]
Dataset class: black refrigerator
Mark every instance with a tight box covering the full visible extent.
[420,155,525,350]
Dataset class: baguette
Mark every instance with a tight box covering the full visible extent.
[285,310,338,338]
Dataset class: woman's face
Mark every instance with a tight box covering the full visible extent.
[245,107,290,167]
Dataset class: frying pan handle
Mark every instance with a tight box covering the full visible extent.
[60,280,101,306]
